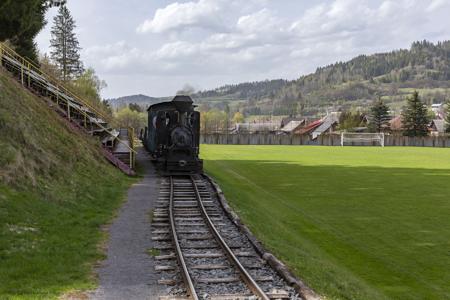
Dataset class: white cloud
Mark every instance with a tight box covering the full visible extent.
[136,0,224,33]
[53,0,450,97]
[290,0,376,39]
[426,0,449,12]
[84,41,128,57]
[106,0,450,81]
[83,42,148,72]
[237,9,281,34]
[155,41,201,59]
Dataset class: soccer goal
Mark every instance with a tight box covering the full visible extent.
[340,132,385,147]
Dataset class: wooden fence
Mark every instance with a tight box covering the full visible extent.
[200,133,450,147]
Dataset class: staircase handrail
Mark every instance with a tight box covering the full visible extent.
[0,42,136,155]
[0,42,110,121]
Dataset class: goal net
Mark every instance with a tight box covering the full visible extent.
[341,132,385,147]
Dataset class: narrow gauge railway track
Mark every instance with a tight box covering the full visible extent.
[153,175,296,300]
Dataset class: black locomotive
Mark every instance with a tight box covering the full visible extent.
[141,95,203,174]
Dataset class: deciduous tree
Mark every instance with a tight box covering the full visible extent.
[71,68,110,116]
[200,110,228,134]
[128,103,143,113]
[338,111,365,131]
[115,107,147,130]
[445,101,450,133]
[232,112,245,124]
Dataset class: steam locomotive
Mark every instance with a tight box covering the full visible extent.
[141,95,203,174]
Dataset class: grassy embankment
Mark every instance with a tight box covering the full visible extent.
[0,70,135,299]
[202,145,450,300]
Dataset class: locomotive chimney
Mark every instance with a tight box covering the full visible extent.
[172,95,194,113]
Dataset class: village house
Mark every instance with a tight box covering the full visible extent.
[293,112,340,139]
[280,120,306,134]
[389,115,403,135]
[429,119,445,136]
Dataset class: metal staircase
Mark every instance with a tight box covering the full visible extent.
[0,42,136,176]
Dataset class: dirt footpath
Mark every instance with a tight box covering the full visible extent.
[89,148,162,300]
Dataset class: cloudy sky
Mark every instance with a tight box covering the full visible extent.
[36,0,450,98]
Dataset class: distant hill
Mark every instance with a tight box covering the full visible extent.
[106,94,167,109]
[193,40,450,116]
[195,79,288,101]
[110,40,450,117]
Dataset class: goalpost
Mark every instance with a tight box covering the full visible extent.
[340,132,385,147]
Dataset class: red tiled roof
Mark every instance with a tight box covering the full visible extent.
[295,119,323,135]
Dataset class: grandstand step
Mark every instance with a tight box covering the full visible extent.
[0,42,135,176]
[101,147,135,176]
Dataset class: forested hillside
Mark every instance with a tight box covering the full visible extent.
[195,40,450,116]
[110,40,450,117]
[195,79,288,100]
[107,94,167,110]
[296,40,450,91]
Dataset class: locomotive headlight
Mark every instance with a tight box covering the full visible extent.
[179,160,187,167]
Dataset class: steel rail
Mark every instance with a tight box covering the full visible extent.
[169,176,199,300]
[190,176,270,300]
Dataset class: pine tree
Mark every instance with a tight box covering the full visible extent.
[50,4,83,81]
[369,97,390,132]
[401,91,430,136]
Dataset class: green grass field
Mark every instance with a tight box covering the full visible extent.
[0,70,135,299]
[201,145,450,300]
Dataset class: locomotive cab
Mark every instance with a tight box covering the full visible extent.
[143,95,203,174]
